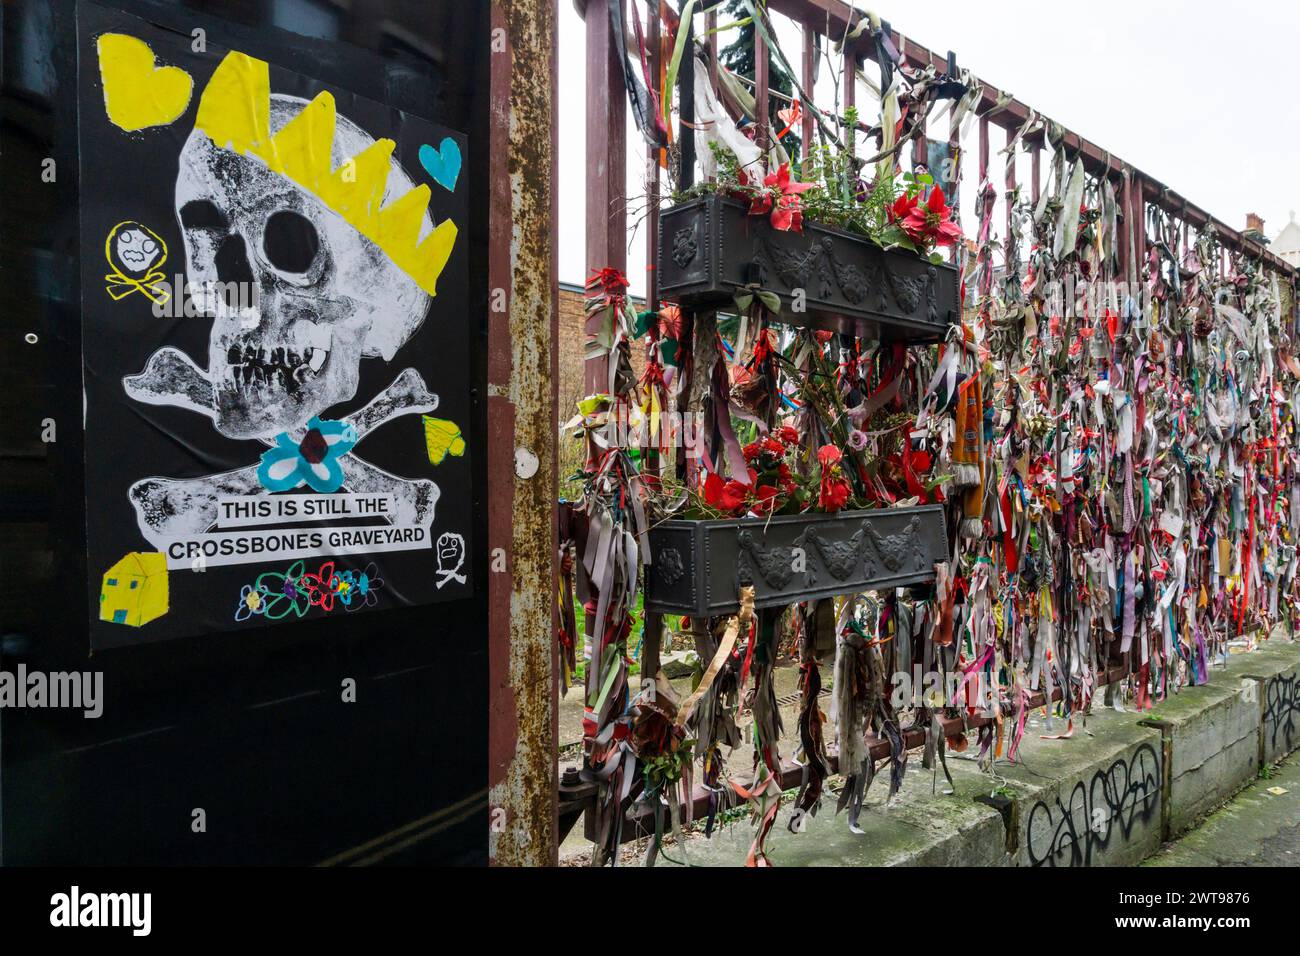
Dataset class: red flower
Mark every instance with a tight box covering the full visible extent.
[891,187,963,249]
[703,472,749,514]
[777,425,800,445]
[890,192,919,227]
[742,441,762,462]
[817,445,850,512]
[750,162,817,233]
[762,436,785,456]
[752,485,781,516]
[819,477,850,512]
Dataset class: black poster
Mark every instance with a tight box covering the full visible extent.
[77,3,473,647]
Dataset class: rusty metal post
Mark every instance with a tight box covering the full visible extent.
[1118,169,1133,290]
[978,114,993,254]
[754,19,770,153]
[488,0,560,867]
[801,24,815,164]
[1004,128,1015,248]
[1131,171,1146,291]
[584,0,627,394]
[642,3,665,685]
[841,43,854,160]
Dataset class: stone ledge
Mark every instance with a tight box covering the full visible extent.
[660,753,1007,867]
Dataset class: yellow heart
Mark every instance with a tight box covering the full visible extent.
[97,33,193,132]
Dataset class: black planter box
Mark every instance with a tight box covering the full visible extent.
[658,195,960,342]
[644,505,948,616]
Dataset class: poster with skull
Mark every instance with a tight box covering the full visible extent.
[78,4,473,647]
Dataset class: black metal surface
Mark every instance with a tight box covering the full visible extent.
[644,505,948,616]
[658,195,960,342]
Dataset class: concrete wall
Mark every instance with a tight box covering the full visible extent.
[995,710,1166,867]
[998,640,1300,865]
[1140,671,1261,839]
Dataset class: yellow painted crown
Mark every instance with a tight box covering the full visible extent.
[194,51,456,296]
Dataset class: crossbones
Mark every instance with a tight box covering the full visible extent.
[121,89,445,551]
[125,353,439,546]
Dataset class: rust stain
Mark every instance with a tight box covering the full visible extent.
[487,0,559,866]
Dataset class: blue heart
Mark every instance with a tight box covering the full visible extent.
[419,137,462,193]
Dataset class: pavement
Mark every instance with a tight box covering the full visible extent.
[1144,750,1300,867]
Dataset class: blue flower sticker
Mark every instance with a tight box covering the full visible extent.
[257,417,358,493]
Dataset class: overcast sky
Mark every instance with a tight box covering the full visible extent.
[557,0,1300,293]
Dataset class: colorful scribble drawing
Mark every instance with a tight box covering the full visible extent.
[235,558,383,622]
[96,40,460,553]
[104,220,170,304]
[249,560,310,621]
[96,33,193,131]
[338,562,383,611]
[234,583,267,622]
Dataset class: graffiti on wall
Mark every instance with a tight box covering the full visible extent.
[1265,673,1300,755]
[1024,742,1161,867]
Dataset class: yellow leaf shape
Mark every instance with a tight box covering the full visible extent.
[97,33,193,132]
[423,416,466,466]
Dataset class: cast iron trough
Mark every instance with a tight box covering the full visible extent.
[658,195,960,342]
[644,504,948,616]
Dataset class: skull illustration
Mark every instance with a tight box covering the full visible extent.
[115,225,162,274]
[121,80,449,558]
[175,94,432,440]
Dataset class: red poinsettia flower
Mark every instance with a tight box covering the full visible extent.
[891,187,963,250]
[703,472,749,514]
[890,191,919,227]
[751,485,781,516]
[749,162,817,233]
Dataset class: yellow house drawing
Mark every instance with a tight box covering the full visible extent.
[100,551,169,626]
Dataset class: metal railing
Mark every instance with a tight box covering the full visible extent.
[565,0,1300,852]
